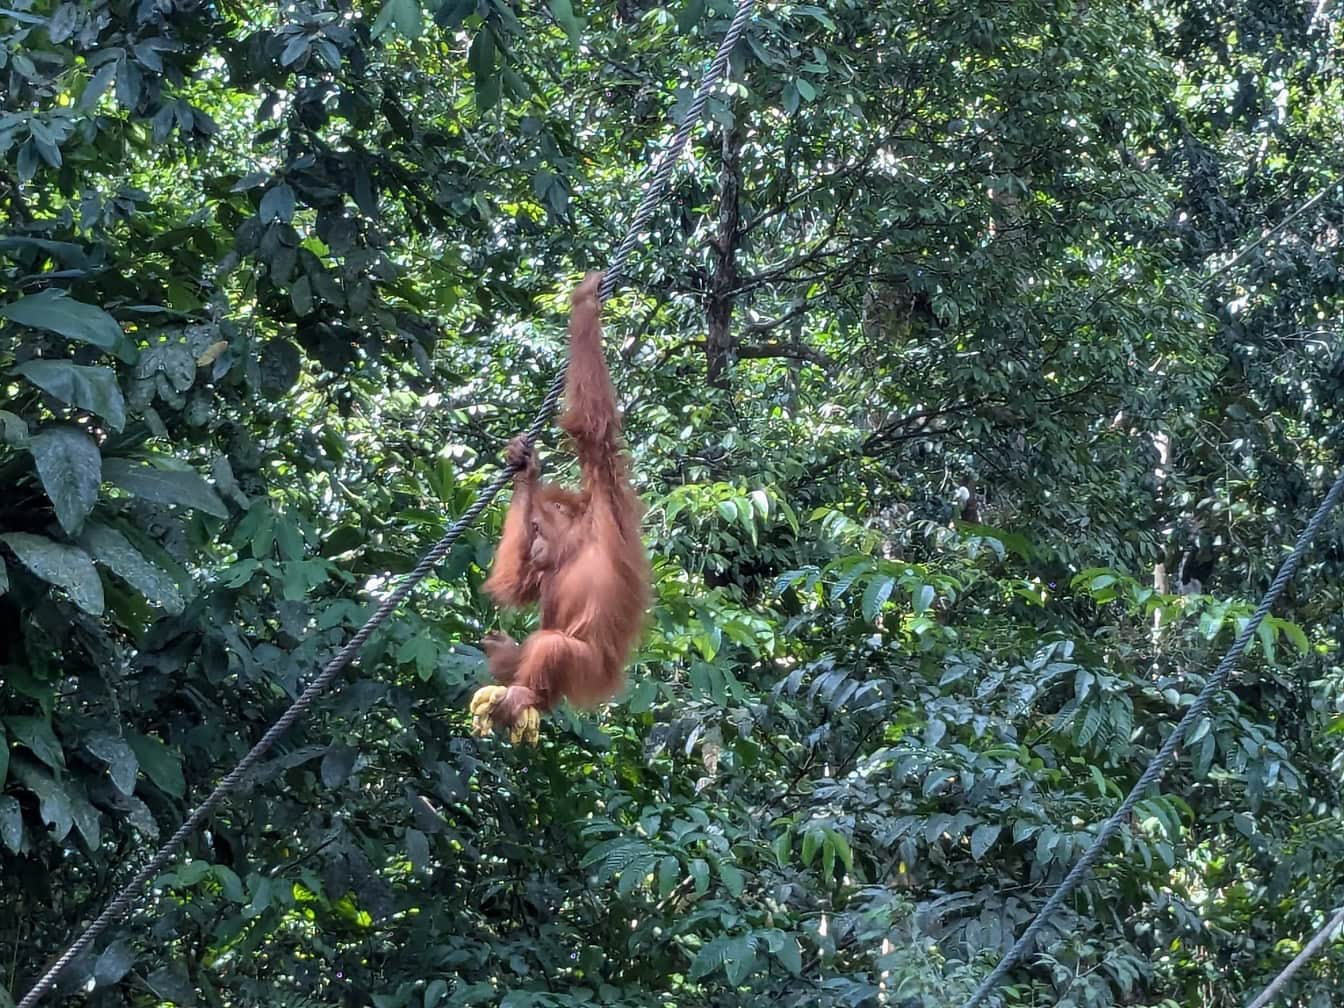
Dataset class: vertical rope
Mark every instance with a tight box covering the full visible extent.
[960,465,1344,1008]
[16,3,755,1004]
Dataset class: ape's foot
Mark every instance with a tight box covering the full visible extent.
[469,685,540,745]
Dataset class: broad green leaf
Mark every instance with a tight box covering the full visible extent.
[424,978,448,1008]
[772,830,791,868]
[689,857,709,894]
[657,854,679,898]
[103,458,228,518]
[827,828,853,873]
[5,716,65,770]
[85,733,139,795]
[547,0,582,44]
[800,827,821,866]
[0,795,22,851]
[861,574,895,622]
[677,0,706,34]
[13,764,73,841]
[79,522,185,613]
[29,426,101,535]
[14,360,126,430]
[723,934,756,986]
[259,183,296,223]
[717,859,745,898]
[970,823,1000,861]
[774,936,802,976]
[468,28,495,80]
[126,732,186,798]
[625,677,657,713]
[0,409,26,445]
[689,937,726,980]
[2,533,104,615]
[321,744,358,788]
[94,940,136,987]
[913,582,935,615]
[0,290,132,360]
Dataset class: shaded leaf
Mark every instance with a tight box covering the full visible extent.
[79,522,185,613]
[29,427,101,535]
[2,533,104,615]
[0,795,21,851]
[85,733,139,796]
[14,360,125,431]
[5,717,64,770]
[103,458,228,518]
[94,939,136,987]
[0,290,130,360]
[126,732,185,798]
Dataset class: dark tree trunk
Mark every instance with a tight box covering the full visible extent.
[706,125,743,389]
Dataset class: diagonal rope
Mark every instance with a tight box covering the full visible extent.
[16,3,755,1005]
[1244,906,1344,1008]
[960,463,1344,1008]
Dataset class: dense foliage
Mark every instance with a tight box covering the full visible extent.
[2,1,1343,1006]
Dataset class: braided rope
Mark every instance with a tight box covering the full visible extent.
[16,3,755,1004]
[961,464,1344,1008]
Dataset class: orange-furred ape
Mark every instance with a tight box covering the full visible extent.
[470,272,651,744]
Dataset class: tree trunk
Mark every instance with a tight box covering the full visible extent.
[706,125,743,389]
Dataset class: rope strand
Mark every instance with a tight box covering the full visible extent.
[16,3,755,1004]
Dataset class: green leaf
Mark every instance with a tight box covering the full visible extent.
[321,744,358,788]
[0,795,20,851]
[29,426,102,535]
[827,828,853,873]
[689,937,726,980]
[468,28,496,80]
[2,532,104,615]
[547,0,582,44]
[861,574,895,622]
[79,522,186,613]
[774,936,802,976]
[372,0,422,39]
[970,823,1000,861]
[85,733,139,795]
[657,854,679,898]
[689,857,709,894]
[424,978,448,1008]
[13,764,74,841]
[0,409,27,445]
[800,827,821,866]
[913,582,935,615]
[5,716,65,770]
[259,183,296,223]
[94,939,136,987]
[677,0,706,34]
[0,290,132,360]
[723,934,756,986]
[126,732,186,798]
[772,830,791,868]
[625,677,657,713]
[717,859,745,898]
[103,458,229,518]
[15,360,126,431]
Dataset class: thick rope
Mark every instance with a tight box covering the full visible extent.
[960,464,1344,1008]
[16,3,755,1004]
[1244,906,1344,1008]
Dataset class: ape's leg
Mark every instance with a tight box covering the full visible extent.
[482,630,522,685]
[470,630,594,744]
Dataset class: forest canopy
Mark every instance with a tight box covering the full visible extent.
[2,1,1344,1006]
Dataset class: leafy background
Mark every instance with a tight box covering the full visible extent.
[2,0,1343,1006]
